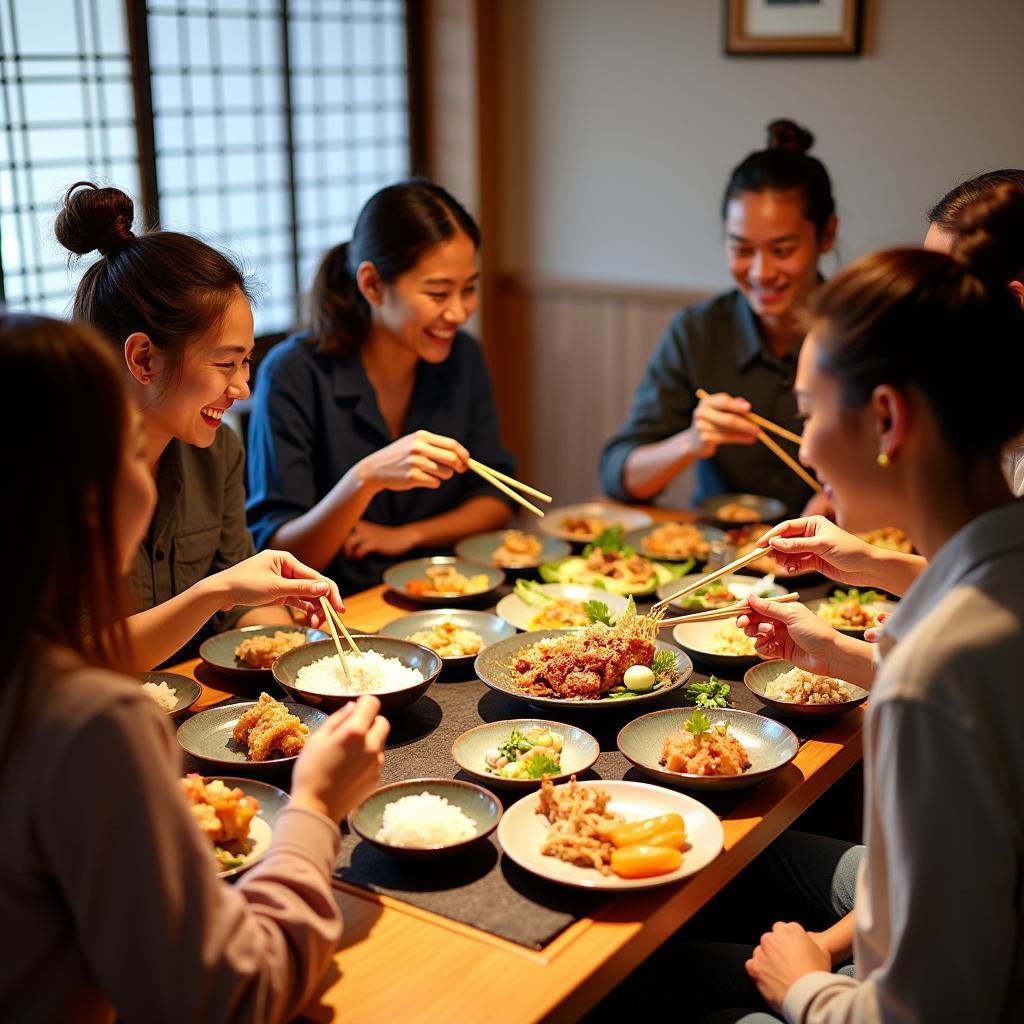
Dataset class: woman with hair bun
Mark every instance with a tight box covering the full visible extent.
[56,182,343,668]
[600,119,837,515]
[245,180,515,592]
[708,184,1024,1022]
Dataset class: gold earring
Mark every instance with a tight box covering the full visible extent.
[876,452,890,468]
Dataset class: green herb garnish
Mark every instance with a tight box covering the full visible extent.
[498,728,531,761]
[685,675,732,709]
[525,753,562,779]
[584,600,615,625]
[683,710,711,736]
[652,649,677,675]
[582,526,635,558]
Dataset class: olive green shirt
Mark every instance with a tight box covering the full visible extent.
[130,427,255,660]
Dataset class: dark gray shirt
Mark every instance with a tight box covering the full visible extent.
[599,289,812,515]
[130,428,256,659]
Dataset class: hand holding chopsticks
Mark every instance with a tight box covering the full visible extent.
[694,389,822,494]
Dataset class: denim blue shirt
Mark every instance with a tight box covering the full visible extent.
[599,289,812,515]
[246,331,515,592]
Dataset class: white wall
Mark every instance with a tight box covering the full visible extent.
[495,0,1024,289]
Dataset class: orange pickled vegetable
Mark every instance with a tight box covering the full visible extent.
[611,844,683,879]
[608,813,685,849]
[644,829,687,850]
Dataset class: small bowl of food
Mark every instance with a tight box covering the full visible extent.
[671,617,768,675]
[176,693,327,776]
[455,529,570,571]
[744,659,869,719]
[699,494,786,527]
[140,671,201,717]
[495,580,631,632]
[452,719,600,789]
[199,624,328,681]
[272,635,442,714]
[377,609,516,671]
[654,572,786,613]
[539,502,653,544]
[807,589,897,636]
[350,778,502,860]
[181,774,290,878]
[624,522,727,565]
[383,556,505,606]
[617,707,798,791]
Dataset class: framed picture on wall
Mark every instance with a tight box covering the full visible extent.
[725,0,863,55]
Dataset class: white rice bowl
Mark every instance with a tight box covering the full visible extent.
[377,792,478,847]
[142,680,177,712]
[294,650,424,695]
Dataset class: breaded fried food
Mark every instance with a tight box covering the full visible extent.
[536,777,621,874]
[234,630,307,669]
[232,692,309,761]
[180,774,260,843]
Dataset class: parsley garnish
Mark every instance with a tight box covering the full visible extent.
[684,710,711,736]
[584,600,615,625]
[829,588,883,605]
[652,649,677,675]
[685,675,732,709]
[525,753,562,779]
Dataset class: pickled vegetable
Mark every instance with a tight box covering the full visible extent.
[611,844,683,879]
[607,813,686,848]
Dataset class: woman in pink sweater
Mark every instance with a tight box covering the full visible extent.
[0,310,389,1022]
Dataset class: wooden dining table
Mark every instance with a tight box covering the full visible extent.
[172,510,864,1023]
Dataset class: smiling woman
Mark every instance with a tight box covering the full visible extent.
[245,180,516,592]
[54,183,337,669]
[599,119,836,518]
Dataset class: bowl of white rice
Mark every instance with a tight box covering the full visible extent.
[350,778,502,859]
[744,659,869,719]
[671,617,765,674]
[272,636,442,714]
[140,671,201,717]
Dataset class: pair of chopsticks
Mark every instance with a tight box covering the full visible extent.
[651,543,774,613]
[695,388,822,494]
[319,596,362,682]
[467,458,553,518]
[656,591,800,628]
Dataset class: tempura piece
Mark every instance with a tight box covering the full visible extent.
[234,630,307,669]
[180,774,259,844]
[232,692,309,761]
[491,529,543,567]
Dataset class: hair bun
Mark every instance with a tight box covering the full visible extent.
[952,182,1024,287]
[55,182,136,257]
[767,119,814,155]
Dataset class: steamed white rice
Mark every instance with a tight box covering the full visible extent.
[142,681,177,712]
[295,650,423,695]
[377,792,477,847]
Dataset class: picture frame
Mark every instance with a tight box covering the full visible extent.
[725,0,863,56]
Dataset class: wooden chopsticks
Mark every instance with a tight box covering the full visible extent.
[695,388,822,494]
[651,545,772,613]
[657,591,800,627]
[318,596,362,686]
[467,458,552,518]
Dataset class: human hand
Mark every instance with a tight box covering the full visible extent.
[358,429,469,493]
[686,391,760,458]
[209,550,344,627]
[737,593,846,676]
[342,520,419,560]
[746,921,831,1012]
[755,516,884,587]
[290,696,390,823]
